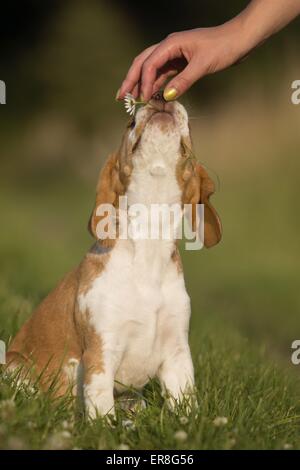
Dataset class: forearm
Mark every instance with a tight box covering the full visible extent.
[119,0,300,100]
[234,0,300,56]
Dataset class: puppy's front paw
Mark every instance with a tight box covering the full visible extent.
[85,402,116,423]
[84,389,115,421]
[165,388,198,416]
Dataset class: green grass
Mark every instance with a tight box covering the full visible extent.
[1,92,300,449]
[1,325,300,450]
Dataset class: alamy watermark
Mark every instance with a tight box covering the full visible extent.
[0,80,6,104]
[291,340,300,365]
[291,80,300,105]
[0,340,6,364]
[95,197,205,250]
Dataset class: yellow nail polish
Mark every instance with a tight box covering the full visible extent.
[115,89,121,101]
[163,87,178,101]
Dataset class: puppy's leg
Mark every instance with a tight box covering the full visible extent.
[158,345,195,412]
[158,277,196,412]
[82,333,117,419]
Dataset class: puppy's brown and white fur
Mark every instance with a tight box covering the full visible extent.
[7,97,221,418]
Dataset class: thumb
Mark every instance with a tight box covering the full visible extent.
[163,60,202,101]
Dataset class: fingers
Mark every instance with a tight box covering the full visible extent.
[152,69,178,96]
[131,83,140,99]
[163,59,203,101]
[140,42,179,101]
[119,35,203,102]
[118,45,157,100]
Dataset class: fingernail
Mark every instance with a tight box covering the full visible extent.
[140,92,144,102]
[163,87,178,101]
[115,89,121,101]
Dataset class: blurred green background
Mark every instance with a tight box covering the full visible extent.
[0,0,300,372]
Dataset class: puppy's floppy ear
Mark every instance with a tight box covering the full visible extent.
[181,159,222,248]
[195,163,222,248]
[88,153,124,239]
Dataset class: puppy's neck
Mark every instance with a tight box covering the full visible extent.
[123,145,182,275]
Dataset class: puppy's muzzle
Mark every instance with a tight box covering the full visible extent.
[149,91,174,114]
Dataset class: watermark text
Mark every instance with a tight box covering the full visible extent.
[95,197,205,250]
[0,340,6,364]
[291,340,300,365]
[0,80,6,104]
[291,80,300,105]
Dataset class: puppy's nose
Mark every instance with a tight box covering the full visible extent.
[149,90,174,113]
[149,91,165,112]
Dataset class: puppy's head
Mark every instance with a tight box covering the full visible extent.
[125,94,191,176]
[89,95,222,248]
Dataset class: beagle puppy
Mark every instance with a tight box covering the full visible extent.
[7,96,222,418]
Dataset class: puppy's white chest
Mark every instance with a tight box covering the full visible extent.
[79,240,182,390]
[114,295,162,390]
[112,242,172,389]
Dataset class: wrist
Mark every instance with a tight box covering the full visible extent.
[215,15,253,67]
[233,3,278,57]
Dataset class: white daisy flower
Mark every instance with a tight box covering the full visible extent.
[122,419,136,430]
[118,443,130,450]
[213,416,228,427]
[123,93,147,116]
[179,416,189,425]
[44,431,72,450]
[124,93,136,116]
[174,430,188,443]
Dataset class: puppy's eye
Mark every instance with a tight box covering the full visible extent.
[129,118,136,129]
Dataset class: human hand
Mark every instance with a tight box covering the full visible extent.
[118,22,246,102]
[118,0,300,102]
